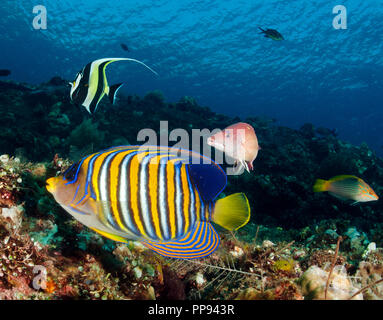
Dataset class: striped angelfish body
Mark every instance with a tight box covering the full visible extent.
[56,145,227,259]
[69,58,158,114]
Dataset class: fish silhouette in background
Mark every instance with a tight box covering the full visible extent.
[259,27,284,41]
[0,69,11,76]
[120,43,130,52]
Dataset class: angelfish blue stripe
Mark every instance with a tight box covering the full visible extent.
[174,161,184,238]
[75,153,100,205]
[71,184,81,205]
[64,158,85,185]
[185,165,196,229]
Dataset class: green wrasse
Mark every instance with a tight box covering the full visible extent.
[46,145,251,259]
[313,175,378,203]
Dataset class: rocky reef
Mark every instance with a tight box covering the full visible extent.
[0,78,383,300]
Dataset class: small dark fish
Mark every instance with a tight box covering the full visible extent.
[120,43,129,52]
[259,27,284,41]
[0,69,11,77]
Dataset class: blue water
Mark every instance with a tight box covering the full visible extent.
[1,1,383,154]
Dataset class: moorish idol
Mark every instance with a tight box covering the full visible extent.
[69,58,158,114]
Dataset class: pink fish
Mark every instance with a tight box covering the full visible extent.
[207,122,260,173]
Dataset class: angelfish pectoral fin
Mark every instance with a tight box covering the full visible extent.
[89,227,129,243]
[108,83,124,104]
[141,221,220,259]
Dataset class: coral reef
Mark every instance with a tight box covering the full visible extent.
[0,78,383,300]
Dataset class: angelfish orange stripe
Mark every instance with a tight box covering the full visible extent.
[148,154,169,240]
[129,152,147,237]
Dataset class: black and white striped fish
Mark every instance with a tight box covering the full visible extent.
[69,58,158,114]
[46,145,251,259]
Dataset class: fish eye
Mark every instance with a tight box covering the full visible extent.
[63,161,82,184]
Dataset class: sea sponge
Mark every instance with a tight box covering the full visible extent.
[299,265,362,300]
[0,205,24,232]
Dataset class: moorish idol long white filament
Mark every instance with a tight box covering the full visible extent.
[69,58,158,114]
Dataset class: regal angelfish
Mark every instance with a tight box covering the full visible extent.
[69,58,158,114]
[46,146,251,259]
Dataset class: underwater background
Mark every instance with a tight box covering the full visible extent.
[2,0,383,155]
[0,0,382,300]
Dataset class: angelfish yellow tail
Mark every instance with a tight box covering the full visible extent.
[313,179,329,192]
[213,193,250,231]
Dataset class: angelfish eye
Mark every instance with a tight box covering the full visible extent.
[63,160,83,184]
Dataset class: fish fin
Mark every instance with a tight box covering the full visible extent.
[328,192,349,201]
[108,83,124,104]
[141,221,220,259]
[258,27,265,33]
[246,160,254,171]
[241,160,250,173]
[89,227,129,243]
[102,58,158,76]
[231,161,245,175]
[64,198,139,241]
[313,179,329,192]
[187,157,227,203]
[213,193,250,231]
[351,201,360,206]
